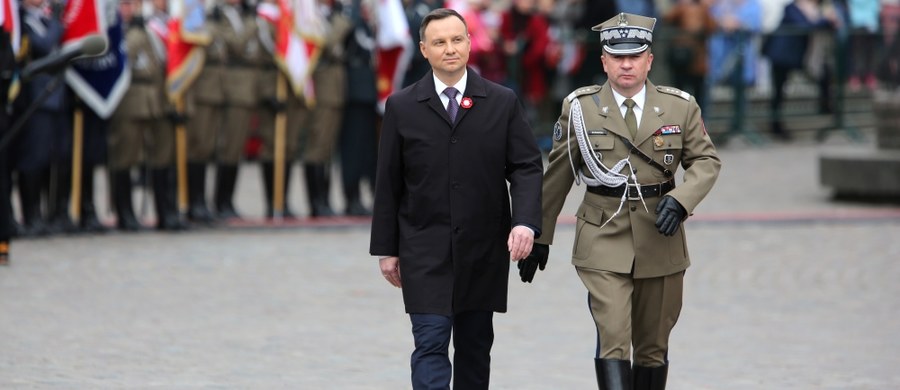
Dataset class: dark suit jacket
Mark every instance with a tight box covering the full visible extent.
[370,69,543,316]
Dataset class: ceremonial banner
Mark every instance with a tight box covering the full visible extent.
[1,0,21,55]
[65,0,130,118]
[258,0,323,100]
[166,0,209,102]
[375,0,411,112]
[1,0,21,101]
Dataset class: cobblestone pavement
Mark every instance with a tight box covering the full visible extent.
[2,140,899,389]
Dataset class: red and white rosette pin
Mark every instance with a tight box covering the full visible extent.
[460,97,473,109]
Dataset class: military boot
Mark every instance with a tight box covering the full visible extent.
[304,163,336,217]
[18,171,48,236]
[187,162,215,224]
[79,165,108,233]
[151,168,188,231]
[632,364,667,390]
[213,164,241,219]
[112,169,144,231]
[595,358,632,390]
[261,161,295,219]
[46,165,78,234]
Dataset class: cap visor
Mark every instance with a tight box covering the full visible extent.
[603,43,649,55]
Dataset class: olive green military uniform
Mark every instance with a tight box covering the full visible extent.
[297,9,351,217]
[187,16,227,163]
[109,17,187,230]
[300,12,351,164]
[109,20,171,170]
[534,12,722,388]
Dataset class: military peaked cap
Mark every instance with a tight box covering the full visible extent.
[592,12,656,55]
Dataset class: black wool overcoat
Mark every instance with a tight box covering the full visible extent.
[370,69,543,316]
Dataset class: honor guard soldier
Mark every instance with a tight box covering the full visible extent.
[255,0,305,218]
[298,0,350,217]
[108,0,187,231]
[518,13,722,390]
[183,1,228,224]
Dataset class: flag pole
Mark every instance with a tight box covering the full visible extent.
[175,96,188,213]
[70,103,84,223]
[273,72,287,221]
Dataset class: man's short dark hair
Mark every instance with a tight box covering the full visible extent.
[419,8,468,44]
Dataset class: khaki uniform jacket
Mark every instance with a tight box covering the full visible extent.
[221,8,263,107]
[311,12,351,108]
[535,81,721,278]
[116,23,167,120]
[192,19,228,106]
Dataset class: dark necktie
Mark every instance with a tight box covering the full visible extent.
[444,87,459,123]
[624,98,638,139]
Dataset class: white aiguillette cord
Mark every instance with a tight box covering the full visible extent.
[566,98,648,229]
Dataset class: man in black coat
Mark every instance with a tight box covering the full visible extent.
[369,8,543,390]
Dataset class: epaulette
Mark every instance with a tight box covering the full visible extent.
[565,85,602,103]
[656,85,691,101]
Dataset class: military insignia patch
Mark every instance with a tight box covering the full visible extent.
[553,122,562,141]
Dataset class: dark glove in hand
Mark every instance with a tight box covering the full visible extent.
[655,195,686,236]
[166,111,187,126]
[518,243,549,283]
[264,97,287,113]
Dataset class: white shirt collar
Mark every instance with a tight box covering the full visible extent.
[434,70,468,103]
[611,85,647,111]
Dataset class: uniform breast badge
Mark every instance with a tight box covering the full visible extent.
[653,135,664,148]
[664,153,674,165]
[553,122,562,141]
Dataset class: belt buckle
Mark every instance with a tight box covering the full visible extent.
[626,183,642,201]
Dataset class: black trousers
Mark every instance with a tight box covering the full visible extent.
[409,311,494,390]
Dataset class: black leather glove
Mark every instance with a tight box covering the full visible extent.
[655,195,686,236]
[518,243,549,283]
[264,96,287,113]
[166,110,187,126]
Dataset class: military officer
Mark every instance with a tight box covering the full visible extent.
[183,2,228,224]
[298,0,350,217]
[518,13,721,390]
[108,0,186,231]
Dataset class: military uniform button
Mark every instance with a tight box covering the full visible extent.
[630,206,637,212]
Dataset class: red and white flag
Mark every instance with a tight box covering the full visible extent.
[375,0,412,113]
[259,0,323,102]
[1,0,21,55]
[60,0,105,49]
[166,0,209,102]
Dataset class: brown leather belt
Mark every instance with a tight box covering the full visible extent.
[587,180,675,200]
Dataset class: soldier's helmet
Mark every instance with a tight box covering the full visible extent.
[592,12,657,55]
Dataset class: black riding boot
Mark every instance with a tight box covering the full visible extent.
[342,179,370,216]
[151,168,188,231]
[187,162,214,224]
[112,169,144,231]
[595,358,632,390]
[46,165,77,234]
[79,165,107,232]
[214,164,241,219]
[632,364,667,390]
[261,161,295,218]
[304,163,335,217]
[18,171,48,236]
